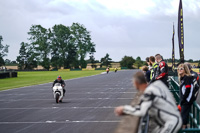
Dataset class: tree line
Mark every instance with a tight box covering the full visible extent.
[1,23,200,70]
[0,35,9,67]
[16,23,96,70]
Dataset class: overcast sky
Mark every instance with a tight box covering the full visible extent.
[0,0,200,61]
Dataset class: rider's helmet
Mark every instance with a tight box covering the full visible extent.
[57,76,62,81]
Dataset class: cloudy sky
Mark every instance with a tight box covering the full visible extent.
[0,0,200,61]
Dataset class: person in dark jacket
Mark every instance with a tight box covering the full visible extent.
[142,66,151,83]
[178,64,194,129]
[52,76,66,96]
[185,62,200,86]
[154,54,169,87]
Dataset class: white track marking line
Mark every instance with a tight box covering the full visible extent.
[0,91,136,96]
[0,120,121,124]
[0,106,116,110]
[0,97,133,101]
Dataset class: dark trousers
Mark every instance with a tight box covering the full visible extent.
[181,103,192,125]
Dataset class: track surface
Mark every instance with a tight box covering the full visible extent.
[0,70,138,133]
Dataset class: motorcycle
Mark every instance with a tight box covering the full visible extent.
[52,83,64,103]
[106,68,109,74]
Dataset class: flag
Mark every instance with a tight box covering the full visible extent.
[178,0,184,63]
[172,23,175,71]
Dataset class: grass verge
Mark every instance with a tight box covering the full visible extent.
[0,70,104,91]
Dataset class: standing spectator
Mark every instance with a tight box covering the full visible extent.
[115,71,182,133]
[146,57,152,70]
[142,66,151,82]
[185,62,200,86]
[154,54,169,87]
[149,56,158,81]
[177,64,194,129]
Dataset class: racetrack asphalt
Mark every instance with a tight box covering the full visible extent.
[0,70,138,133]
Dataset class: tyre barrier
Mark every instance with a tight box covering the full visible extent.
[0,72,17,79]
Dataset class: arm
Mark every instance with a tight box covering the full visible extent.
[52,80,56,87]
[150,68,157,83]
[197,75,200,86]
[156,62,167,80]
[123,93,154,117]
[181,77,191,104]
[62,80,66,87]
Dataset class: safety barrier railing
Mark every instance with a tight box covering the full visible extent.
[138,113,149,133]
[169,77,200,132]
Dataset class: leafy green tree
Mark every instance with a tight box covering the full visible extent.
[0,57,4,66]
[188,59,194,63]
[0,35,9,66]
[51,24,75,69]
[28,25,51,70]
[134,56,143,69]
[16,42,38,70]
[100,53,112,67]
[88,45,96,68]
[70,23,95,68]
[120,56,135,69]
[4,59,11,65]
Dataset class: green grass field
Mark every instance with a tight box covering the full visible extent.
[0,70,105,91]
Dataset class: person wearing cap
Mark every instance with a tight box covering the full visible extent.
[52,76,66,96]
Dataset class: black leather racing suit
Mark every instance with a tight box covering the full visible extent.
[155,60,169,87]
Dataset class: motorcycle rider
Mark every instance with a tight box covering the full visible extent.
[115,67,118,73]
[115,71,182,133]
[52,76,66,96]
[106,67,110,74]
[154,54,169,87]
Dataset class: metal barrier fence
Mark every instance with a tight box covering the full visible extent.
[169,77,200,132]
[139,113,149,133]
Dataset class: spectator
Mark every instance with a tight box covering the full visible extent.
[154,54,169,87]
[177,64,194,129]
[149,56,158,81]
[142,66,151,82]
[145,57,152,70]
[185,62,200,86]
[115,71,182,133]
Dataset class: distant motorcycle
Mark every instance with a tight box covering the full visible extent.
[52,83,64,103]
[106,68,109,74]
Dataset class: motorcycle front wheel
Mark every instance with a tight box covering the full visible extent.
[56,93,59,103]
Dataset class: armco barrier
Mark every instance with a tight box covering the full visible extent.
[169,77,200,132]
[121,67,128,70]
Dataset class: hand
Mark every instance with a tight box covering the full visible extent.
[177,105,181,112]
[114,106,124,116]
